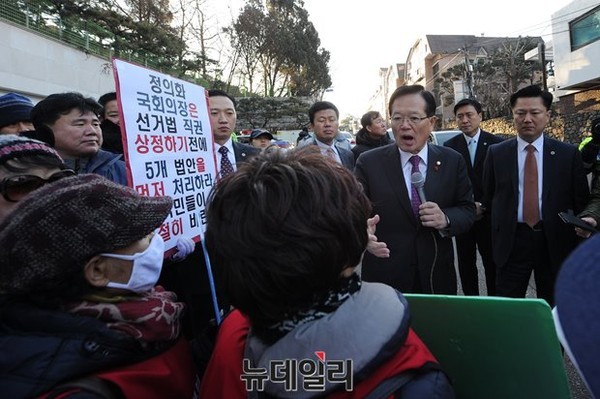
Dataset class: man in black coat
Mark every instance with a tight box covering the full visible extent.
[444,98,503,295]
[355,85,475,294]
[482,85,589,305]
[306,101,355,170]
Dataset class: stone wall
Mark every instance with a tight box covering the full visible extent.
[235,96,313,132]
[448,110,600,146]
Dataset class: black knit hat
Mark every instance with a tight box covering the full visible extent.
[0,92,34,128]
[0,174,173,296]
[0,134,61,166]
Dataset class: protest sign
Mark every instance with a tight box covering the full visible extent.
[113,59,217,256]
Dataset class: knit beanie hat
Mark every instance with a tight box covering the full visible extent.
[0,92,34,128]
[0,134,62,167]
[555,233,600,397]
[0,174,173,296]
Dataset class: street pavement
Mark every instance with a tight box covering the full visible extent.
[458,244,591,399]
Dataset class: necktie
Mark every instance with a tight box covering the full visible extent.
[468,138,477,166]
[523,144,540,228]
[218,146,234,178]
[325,147,336,162]
[410,155,422,218]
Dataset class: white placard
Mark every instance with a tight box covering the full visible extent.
[113,58,217,255]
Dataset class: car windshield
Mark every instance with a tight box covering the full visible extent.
[431,131,461,146]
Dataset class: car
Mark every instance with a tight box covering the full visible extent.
[387,128,395,142]
[338,131,356,149]
[430,130,461,146]
[297,132,354,150]
[273,139,293,149]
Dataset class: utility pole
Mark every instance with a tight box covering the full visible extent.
[461,47,475,99]
[538,42,547,91]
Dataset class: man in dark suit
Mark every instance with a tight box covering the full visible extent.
[355,85,475,294]
[158,89,259,339]
[482,85,589,305]
[208,89,260,178]
[444,98,503,295]
[306,101,355,170]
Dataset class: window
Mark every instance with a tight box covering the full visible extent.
[570,5,600,50]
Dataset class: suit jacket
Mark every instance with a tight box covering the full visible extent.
[482,136,589,271]
[444,130,503,201]
[232,141,260,164]
[355,143,475,294]
[309,138,355,170]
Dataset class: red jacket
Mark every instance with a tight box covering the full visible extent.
[200,310,441,398]
[42,338,199,398]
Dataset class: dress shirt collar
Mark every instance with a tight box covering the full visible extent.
[463,129,481,145]
[517,134,544,153]
[399,144,429,167]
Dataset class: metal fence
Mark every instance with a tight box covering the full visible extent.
[0,0,164,70]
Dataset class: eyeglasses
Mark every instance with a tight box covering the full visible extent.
[391,115,431,126]
[0,169,76,202]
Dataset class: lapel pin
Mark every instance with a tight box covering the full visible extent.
[550,151,555,155]
[484,142,488,146]
[434,160,441,171]
[242,153,247,157]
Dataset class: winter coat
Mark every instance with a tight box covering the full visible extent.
[0,302,198,399]
[64,149,128,186]
[351,129,393,161]
[200,282,454,398]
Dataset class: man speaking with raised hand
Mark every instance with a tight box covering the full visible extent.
[355,85,474,295]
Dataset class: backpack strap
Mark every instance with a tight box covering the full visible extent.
[45,376,124,399]
[364,371,416,399]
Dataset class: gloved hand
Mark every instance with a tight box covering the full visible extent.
[581,141,600,165]
[171,237,196,261]
[592,117,600,144]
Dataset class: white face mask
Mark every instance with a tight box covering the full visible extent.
[101,233,165,293]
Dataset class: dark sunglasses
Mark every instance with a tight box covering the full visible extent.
[0,169,76,202]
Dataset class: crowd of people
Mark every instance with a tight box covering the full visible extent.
[0,83,598,398]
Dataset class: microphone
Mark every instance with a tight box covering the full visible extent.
[411,172,427,203]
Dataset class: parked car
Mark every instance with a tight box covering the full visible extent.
[430,130,461,146]
[387,128,395,142]
[297,132,353,150]
[273,139,293,149]
[338,131,356,148]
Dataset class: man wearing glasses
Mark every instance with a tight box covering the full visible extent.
[0,134,74,222]
[355,85,475,295]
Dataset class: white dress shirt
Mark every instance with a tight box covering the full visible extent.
[517,135,544,222]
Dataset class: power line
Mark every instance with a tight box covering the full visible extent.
[421,3,599,86]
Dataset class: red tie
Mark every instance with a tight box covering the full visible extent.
[523,144,539,228]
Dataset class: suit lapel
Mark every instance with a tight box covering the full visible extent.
[382,145,416,223]
[425,145,444,202]
[542,137,558,204]
[334,143,352,168]
[472,131,491,170]
[232,142,244,163]
[473,132,486,170]
[455,136,472,172]
[507,139,519,198]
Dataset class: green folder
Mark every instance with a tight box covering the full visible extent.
[404,295,571,399]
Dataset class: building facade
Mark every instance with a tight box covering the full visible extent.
[551,0,600,114]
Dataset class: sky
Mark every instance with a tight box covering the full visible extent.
[216,0,579,117]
